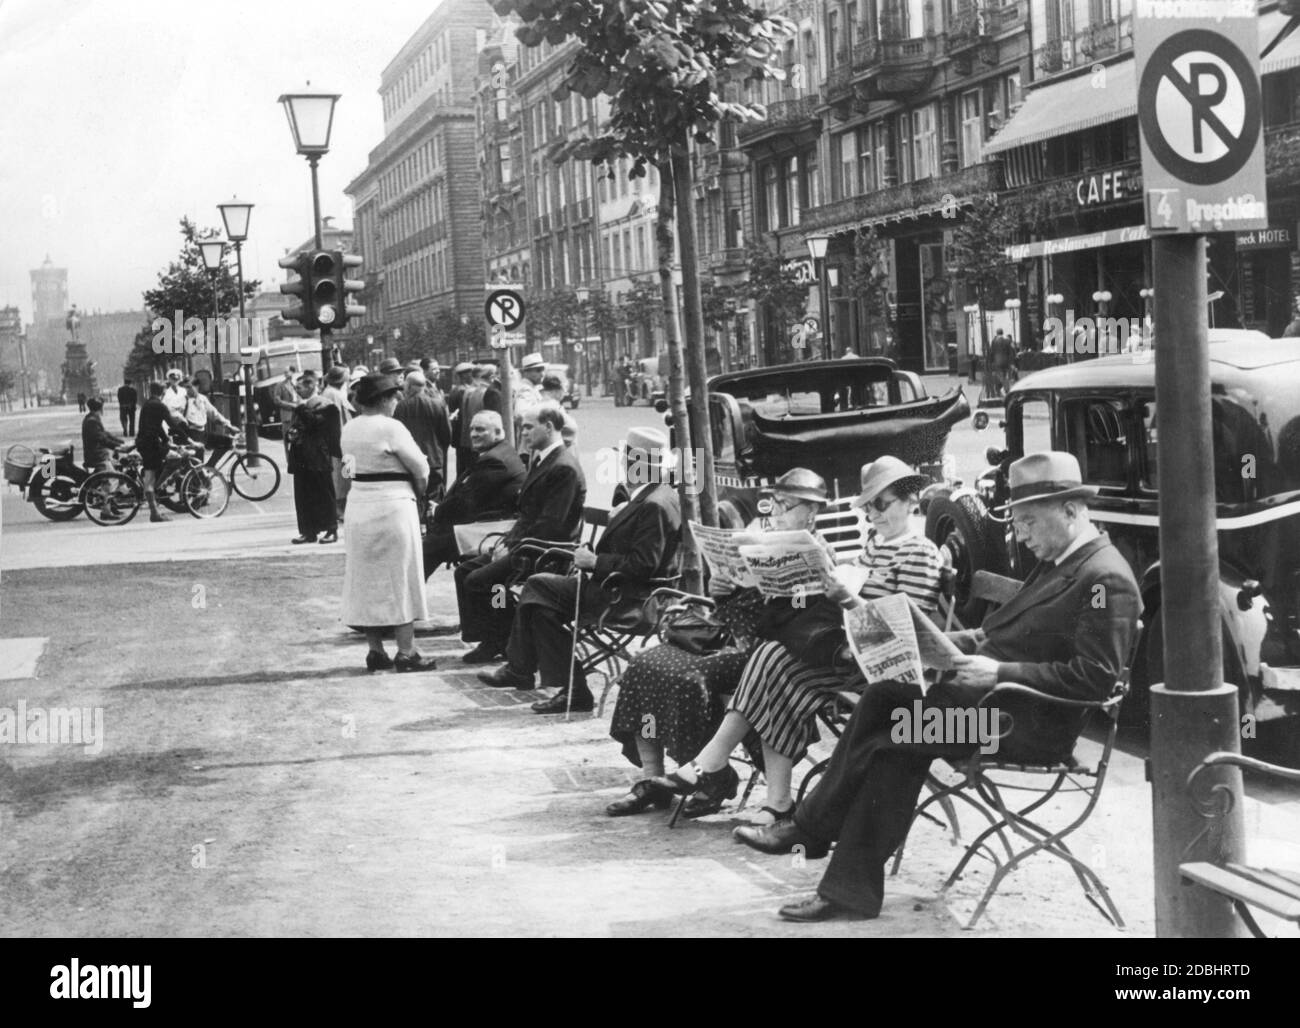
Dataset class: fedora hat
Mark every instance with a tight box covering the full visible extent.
[325,365,348,387]
[377,357,403,375]
[354,373,402,406]
[997,451,1099,510]
[521,352,546,371]
[768,467,829,505]
[453,361,474,375]
[851,456,929,509]
[625,426,670,467]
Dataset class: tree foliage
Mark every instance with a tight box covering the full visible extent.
[947,196,1017,310]
[744,240,806,342]
[846,226,892,324]
[619,275,663,353]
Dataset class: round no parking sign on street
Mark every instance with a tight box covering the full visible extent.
[1134,8,1267,234]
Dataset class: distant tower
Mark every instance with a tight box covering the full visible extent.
[30,255,68,334]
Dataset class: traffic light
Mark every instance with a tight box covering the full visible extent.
[309,250,340,329]
[341,253,365,329]
[278,251,316,330]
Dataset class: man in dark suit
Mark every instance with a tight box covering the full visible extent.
[478,427,682,714]
[423,410,526,578]
[117,380,138,435]
[734,452,1141,922]
[455,403,586,665]
[394,370,452,503]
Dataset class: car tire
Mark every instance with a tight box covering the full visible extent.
[718,498,756,531]
[1128,606,1250,733]
[925,493,1008,626]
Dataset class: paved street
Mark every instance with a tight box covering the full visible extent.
[2,388,1298,937]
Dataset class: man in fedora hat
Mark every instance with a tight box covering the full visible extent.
[514,352,546,412]
[735,451,1141,922]
[477,426,682,714]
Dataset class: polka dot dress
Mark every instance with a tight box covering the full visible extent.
[610,589,766,768]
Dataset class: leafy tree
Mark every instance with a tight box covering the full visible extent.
[619,276,662,356]
[844,226,893,354]
[744,240,808,362]
[583,288,620,391]
[947,196,1018,371]
[497,0,795,587]
[140,218,260,381]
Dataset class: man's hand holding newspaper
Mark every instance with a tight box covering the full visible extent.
[842,594,962,694]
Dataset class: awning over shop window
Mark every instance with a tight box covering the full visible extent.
[1004,224,1150,262]
[1262,9,1300,74]
[984,60,1137,155]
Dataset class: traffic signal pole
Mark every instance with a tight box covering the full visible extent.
[1148,234,1246,938]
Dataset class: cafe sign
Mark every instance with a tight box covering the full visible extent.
[1075,166,1142,207]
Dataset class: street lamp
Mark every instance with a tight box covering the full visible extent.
[198,237,226,380]
[806,235,830,360]
[278,85,340,249]
[1003,296,1021,348]
[218,196,259,456]
[1139,288,1155,346]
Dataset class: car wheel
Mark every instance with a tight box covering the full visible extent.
[1129,606,1250,732]
[718,498,755,530]
[925,494,1008,626]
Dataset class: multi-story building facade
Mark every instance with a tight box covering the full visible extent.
[345,0,495,366]
[476,25,529,288]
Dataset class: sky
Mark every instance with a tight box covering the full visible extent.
[0,0,446,324]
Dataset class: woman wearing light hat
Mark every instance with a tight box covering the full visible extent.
[340,373,436,673]
[604,468,830,817]
[666,456,945,820]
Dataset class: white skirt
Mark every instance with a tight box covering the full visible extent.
[341,481,429,626]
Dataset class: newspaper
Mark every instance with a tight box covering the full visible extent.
[843,594,962,695]
[736,530,838,598]
[688,522,757,589]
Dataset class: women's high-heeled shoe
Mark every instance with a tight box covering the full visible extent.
[681,765,741,818]
[605,780,675,817]
[366,650,394,672]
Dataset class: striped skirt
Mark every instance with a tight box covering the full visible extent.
[729,640,862,761]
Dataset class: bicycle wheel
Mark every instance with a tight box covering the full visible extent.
[229,451,281,501]
[81,471,142,527]
[182,466,231,519]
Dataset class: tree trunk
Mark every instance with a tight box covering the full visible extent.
[670,134,718,529]
[654,158,703,594]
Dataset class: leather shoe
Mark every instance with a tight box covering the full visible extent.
[291,534,317,544]
[318,530,338,544]
[778,894,845,923]
[461,643,503,665]
[733,820,830,860]
[477,665,534,689]
[531,687,594,714]
[394,651,437,673]
[606,779,674,817]
[365,650,394,672]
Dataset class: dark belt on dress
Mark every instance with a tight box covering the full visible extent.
[351,472,413,483]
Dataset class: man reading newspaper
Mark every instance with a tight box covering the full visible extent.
[733,453,1141,923]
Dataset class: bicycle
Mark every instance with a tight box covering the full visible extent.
[81,443,230,525]
[206,432,282,502]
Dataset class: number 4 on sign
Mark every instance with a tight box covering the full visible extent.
[1147,188,1178,230]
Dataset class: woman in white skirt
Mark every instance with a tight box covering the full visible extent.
[341,373,436,673]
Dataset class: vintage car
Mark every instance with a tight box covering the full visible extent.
[699,358,970,537]
[930,330,1300,730]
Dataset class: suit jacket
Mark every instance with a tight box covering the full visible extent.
[433,438,526,527]
[502,444,586,548]
[394,392,451,479]
[116,385,137,408]
[955,533,1141,761]
[591,482,682,587]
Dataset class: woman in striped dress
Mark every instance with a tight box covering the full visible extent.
[667,456,944,820]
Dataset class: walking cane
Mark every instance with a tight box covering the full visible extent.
[565,566,584,723]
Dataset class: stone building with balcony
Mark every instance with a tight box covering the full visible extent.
[344,0,495,366]
[768,0,1032,373]
[476,26,530,290]
[986,1,1300,343]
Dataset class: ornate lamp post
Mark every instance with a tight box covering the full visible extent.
[218,197,258,455]
[197,237,227,382]
[277,86,340,250]
[806,235,830,360]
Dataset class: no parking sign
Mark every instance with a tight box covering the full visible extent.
[1134,2,1267,233]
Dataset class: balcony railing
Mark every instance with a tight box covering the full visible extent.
[800,160,1003,232]
[1037,15,1133,75]
[736,94,822,143]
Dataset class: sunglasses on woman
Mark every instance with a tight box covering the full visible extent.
[866,493,901,513]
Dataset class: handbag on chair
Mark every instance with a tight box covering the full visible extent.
[659,605,729,656]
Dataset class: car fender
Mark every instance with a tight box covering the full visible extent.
[1138,560,1267,678]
